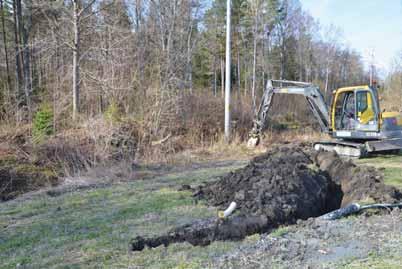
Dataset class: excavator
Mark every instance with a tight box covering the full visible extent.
[248,80,402,158]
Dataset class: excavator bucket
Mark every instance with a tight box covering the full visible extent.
[247,137,260,148]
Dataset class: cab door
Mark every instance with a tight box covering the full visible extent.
[355,89,380,131]
[332,90,357,131]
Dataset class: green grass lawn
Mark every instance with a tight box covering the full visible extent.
[336,250,402,269]
[0,163,250,269]
[2,153,402,269]
[355,154,402,189]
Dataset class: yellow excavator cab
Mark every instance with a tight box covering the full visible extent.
[331,85,378,131]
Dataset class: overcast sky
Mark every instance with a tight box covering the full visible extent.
[301,0,402,75]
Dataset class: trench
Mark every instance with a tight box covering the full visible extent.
[131,145,402,251]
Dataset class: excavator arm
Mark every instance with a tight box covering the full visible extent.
[248,80,330,147]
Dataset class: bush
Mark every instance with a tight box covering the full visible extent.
[33,104,54,141]
[104,101,121,123]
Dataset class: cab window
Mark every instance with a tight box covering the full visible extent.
[356,90,375,124]
[334,91,355,130]
[356,91,368,113]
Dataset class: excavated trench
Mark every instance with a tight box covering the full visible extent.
[131,144,402,251]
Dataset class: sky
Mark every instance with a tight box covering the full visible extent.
[301,0,402,76]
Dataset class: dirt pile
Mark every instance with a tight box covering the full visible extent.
[132,215,268,251]
[195,145,342,225]
[197,145,402,215]
[131,144,402,251]
[313,150,402,206]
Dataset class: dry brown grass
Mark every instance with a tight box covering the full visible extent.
[0,91,326,176]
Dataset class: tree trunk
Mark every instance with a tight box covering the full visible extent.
[213,63,217,97]
[266,34,271,79]
[72,0,80,121]
[324,65,330,96]
[261,36,265,90]
[252,32,257,112]
[186,4,193,94]
[12,0,22,99]
[237,48,241,97]
[21,0,32,116]
[279,26,285,82]
[280,46,285,81]
[135,0,142,32]
[0,0,11,92]
[244,72,247,96]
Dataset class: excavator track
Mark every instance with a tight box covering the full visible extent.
[314,138,402,158]
[313,141,367,158]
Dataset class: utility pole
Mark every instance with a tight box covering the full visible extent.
[224,0,231,142]
[369,49,375,87]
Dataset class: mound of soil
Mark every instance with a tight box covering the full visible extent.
[195,145,342,225]
[132,215,268,251]
[312,150,402,206]
[198,145,402,216]
[131,144,402,251]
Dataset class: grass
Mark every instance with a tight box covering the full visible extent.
[336,252,402,269]
[270,226,289,238]
[0,162,247,269]
[355,153,402,189]
[2,150,402,268]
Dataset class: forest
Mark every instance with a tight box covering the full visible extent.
[1,0,400,135]
[0,0,401,177]
[0,0,401,141]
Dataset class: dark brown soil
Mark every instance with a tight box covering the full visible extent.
[131,215,268,251]
[131,144,402,251]
[195,145,342,224]
[198,145,402,217]
[312,150,402,206]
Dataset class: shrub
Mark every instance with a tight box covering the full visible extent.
[104,101,121,123]
[33,104,54,141]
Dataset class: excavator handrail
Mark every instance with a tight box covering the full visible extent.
[270,79,313,87]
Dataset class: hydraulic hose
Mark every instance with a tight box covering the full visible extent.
[319,202,402,220]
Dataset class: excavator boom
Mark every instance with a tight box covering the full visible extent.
[248,80,330,147]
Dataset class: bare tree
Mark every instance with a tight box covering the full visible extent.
[323,25,342,95]
[249,0,263,112]
[12,0,22,98]
[0,0,11,92]
[21,0,33,116]
[71,0,96,121]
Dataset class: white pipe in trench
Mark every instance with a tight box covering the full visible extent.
[218,201,237,219]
